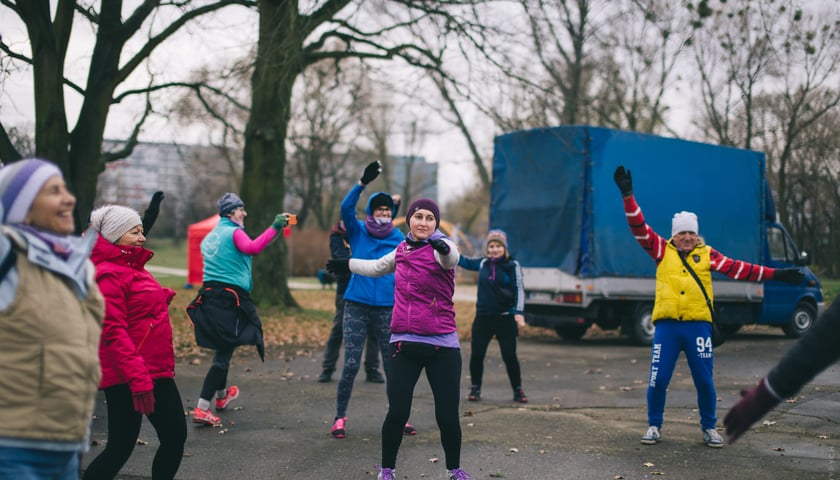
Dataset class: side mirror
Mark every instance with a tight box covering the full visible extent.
[798,250,812,266]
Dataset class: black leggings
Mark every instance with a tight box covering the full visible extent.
[469,313,521,389]
[381,343,462,471]
[83,378,187,480]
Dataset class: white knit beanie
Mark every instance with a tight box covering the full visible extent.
[89,205,143,243]
[671,211,699,236]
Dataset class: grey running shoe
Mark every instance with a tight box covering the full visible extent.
[641,426,661,445]
[703,428,724,448]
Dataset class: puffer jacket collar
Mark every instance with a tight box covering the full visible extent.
[90,234,154,269]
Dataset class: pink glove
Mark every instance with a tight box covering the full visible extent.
[723,378,781,444]
[132,390,156,415]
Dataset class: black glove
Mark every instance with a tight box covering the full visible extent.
[360,161,381,185]
[723,378,781,444]
[142,191,165,235]
[429,239,450,255]
[326,258,350,276]
[773,268,805,284]
[613,166,633,197]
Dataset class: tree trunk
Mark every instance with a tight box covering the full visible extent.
[69,2,129,231]
[243,1,303,307]
[18,1,73,173]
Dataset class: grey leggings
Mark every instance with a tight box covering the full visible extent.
[335,301,393,418]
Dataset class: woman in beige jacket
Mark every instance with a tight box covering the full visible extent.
[0,159,104,479]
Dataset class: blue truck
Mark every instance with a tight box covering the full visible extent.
[490,126,824,345]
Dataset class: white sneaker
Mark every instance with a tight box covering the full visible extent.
[641,425,661,445]
[703,428,724,448]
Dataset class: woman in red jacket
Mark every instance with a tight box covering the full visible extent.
[84,205,187,480]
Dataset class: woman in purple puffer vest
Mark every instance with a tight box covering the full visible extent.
[328,198,471,480]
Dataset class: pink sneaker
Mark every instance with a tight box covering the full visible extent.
[215,386,240,411]
[192,407,221,426]
[330,417,347,439]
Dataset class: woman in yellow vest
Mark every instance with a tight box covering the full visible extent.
[613,166,804,449]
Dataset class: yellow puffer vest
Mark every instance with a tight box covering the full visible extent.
[652,242,713,323]
[0,235,103,443]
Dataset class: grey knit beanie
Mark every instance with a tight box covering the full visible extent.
[217,192,245,216]
[89,205,143,243]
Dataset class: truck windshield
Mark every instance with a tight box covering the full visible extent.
[767,226,799,263]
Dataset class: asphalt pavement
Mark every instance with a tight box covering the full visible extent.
[79,319,840,480]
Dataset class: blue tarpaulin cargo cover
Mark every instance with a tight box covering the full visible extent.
[490,126,766,278]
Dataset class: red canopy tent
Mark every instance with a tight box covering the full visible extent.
[186,215,219,287]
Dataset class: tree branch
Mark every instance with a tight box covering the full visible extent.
[116,0,256,84]
[100,96,152,163]
[113,81,249,112]
[0,121,22,164]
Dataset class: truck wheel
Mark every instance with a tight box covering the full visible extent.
[625,303,655,346]
[781,302,817,338]
[554,325,588,340]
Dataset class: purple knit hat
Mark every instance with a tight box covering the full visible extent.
[0,158,63,224]
[405,198,440,230]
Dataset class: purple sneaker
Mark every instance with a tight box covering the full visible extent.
[377,466,395,480]
[447,468,471,480]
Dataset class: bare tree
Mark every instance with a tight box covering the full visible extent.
[238,0,497,304]
[588,0,689,133]
[689,0,783,148]
[285,57,372,229]
[778,107,840,275]
[687,1,840,273]
[0,0,251,230]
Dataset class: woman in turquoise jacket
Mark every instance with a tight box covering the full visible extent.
[188,193,290,427]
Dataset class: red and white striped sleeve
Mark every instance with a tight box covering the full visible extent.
[709,248,769,281]
[623,195,668,262]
